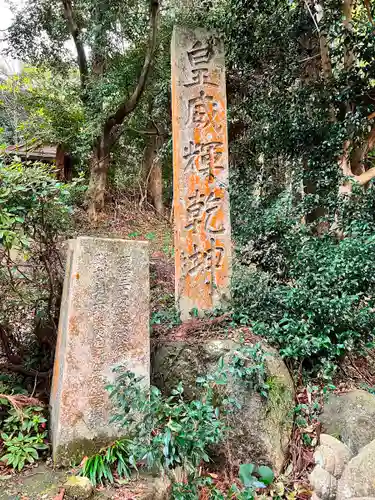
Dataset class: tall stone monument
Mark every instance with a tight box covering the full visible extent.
[171,26,232,320]
[50,237,149,465]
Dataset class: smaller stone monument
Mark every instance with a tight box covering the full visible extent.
[50,237,149,465]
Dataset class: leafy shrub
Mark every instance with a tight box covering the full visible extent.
[2,405,46,434]
[232,186,375,375]
[82,346,271,486]
[107,371,226,473]
[1,431,48,471]
[81,438,134,486]
[0,159,75,375]
[81,369,227,485]
[0,403,48,471]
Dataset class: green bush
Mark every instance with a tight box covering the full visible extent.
[0,159,75,374]
[1,431,48,471]
[232,187,375,375]
[82,346,272,487]
[107,370,226,473]
[0,402,48,471]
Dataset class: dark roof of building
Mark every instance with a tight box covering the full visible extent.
[5,144,57,161]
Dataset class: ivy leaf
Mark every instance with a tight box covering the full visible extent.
[239,463,255,487]
[258,465,274,485]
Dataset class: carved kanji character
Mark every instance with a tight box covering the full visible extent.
[184,41,218,88]
[181,242,225,280]
[186,90,222,132]
[183,141,224,178]
[187,41,213,67]
[184,190,225,234]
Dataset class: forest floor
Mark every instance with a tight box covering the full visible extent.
[1,200,375,499]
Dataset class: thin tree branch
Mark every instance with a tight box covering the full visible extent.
[61,0,88,91]
[0,364,51,379]
[304,0,320,34]
[105,0,160,131]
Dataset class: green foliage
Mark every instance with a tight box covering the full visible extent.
[1,431,48,471]
[228,343,270,398]
[360,383,375,395]
[82,346,272,487]
[80,438,133,486]
[0,404,48,471]
[170,463,274,500]
[150,307,181,329]
[81,368,227,484]
[232,202,375,374]
[0,159,72,248]
[239,463,274,489]
[3,406,46,435]
[107,371,226,473]
[0,69,85,158]
[0,159,75,373]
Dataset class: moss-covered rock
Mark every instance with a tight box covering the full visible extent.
[151,338,294,475]
[64,476,93,499]
[54,435,116,467]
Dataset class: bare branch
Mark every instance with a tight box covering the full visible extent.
[304,0,320,34]
[0,364,51,379]
[61,0,88,91]
[105,0,160,131]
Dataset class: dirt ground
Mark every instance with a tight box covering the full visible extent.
[0,463,164,500]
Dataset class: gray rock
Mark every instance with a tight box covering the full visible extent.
[140,476,171,500]
[152,339,294,474]
[314,434,352,479]
[309,465,337,500]
[336,439,375,500]
[64,476,93,499]
[320,390,375,455]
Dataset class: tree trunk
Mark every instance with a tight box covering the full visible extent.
[86,132,110,221]
[147,135,164,214]
[56,145,66,180]
[142,133,164,214]
[343,0,354,70]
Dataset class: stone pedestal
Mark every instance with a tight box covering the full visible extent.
[171,26,232,321]
[50,237,149,465]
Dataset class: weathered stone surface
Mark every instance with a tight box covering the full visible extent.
[337,439,375,500]
[0,463,66,500]
[320,390,375,455]
[50,237,150,465]
[309,465,338,500]
[171,26,232,320]
[64,476,93,499]
[152,339,294,474]
[139,476,171,500]
[314,434,352,479]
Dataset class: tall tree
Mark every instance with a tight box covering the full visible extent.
[5,0,160,219]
